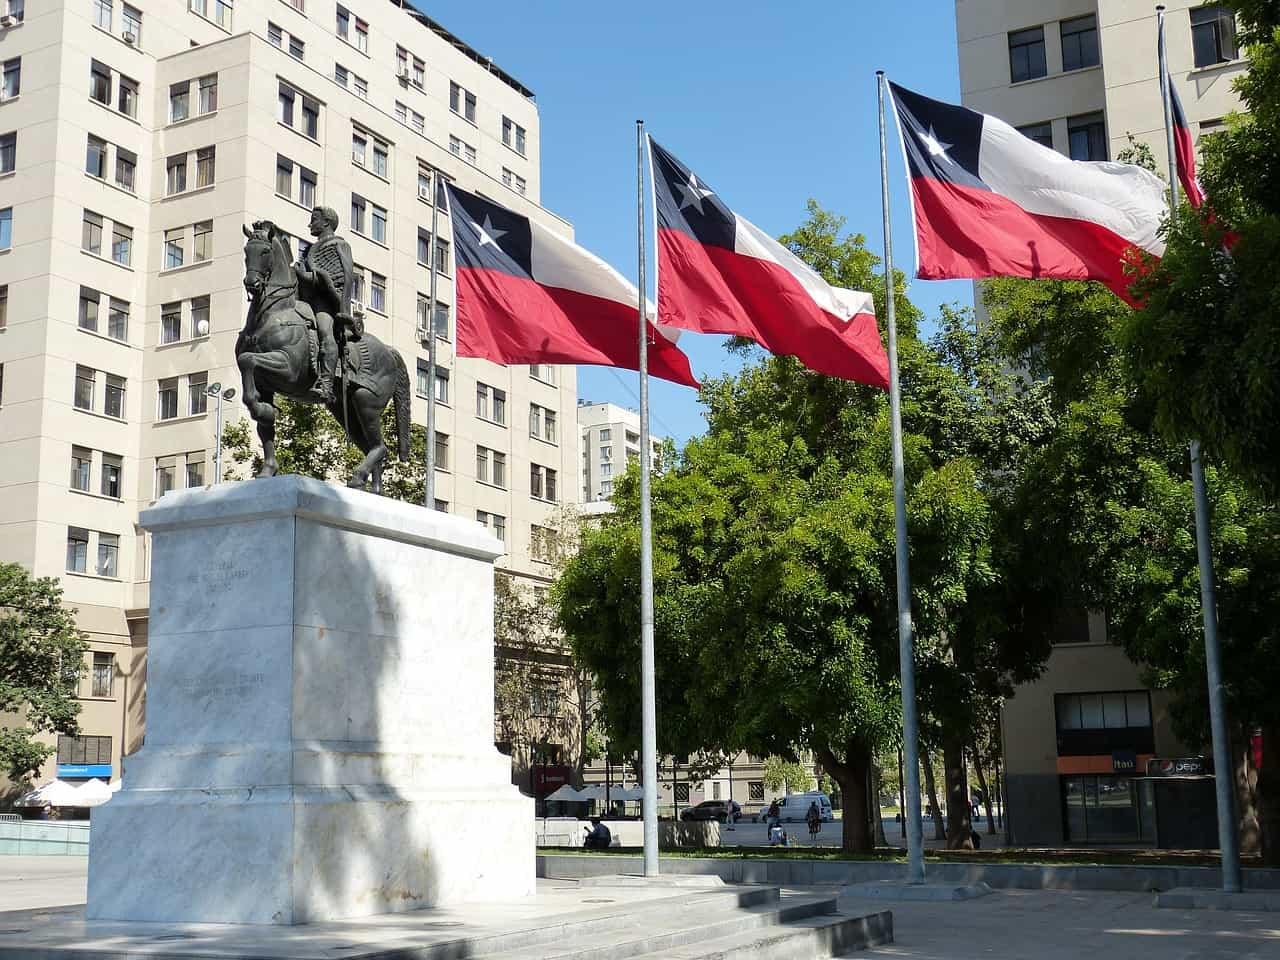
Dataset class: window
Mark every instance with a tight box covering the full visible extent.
[280,82,317,135]
[75,365,96,410]
[354,75,368,99]
[67,527,89,573]
[531,464,558,502]
[1060,14,1099,72]
[296,167,314,208]
[186,452,205,487]
[190,295,210,337]
[370,272,386,313]
[350,194,366,234]
[413,57,424,88]
[164,227,185,269]
[477,510,506,544]
[1067,112,1107,161]
[599,428,612,442]
[502,116,527,156]
[89,61,111,104]
[335,64,349,87]
[117,75,137,118]
[170,81,190,122]
[1,58,19,100]
[104,374,125,418]
[197,75,217,113]
[1008,26,1047,83]
[3,0,21,22]
[100,454,121,498]
[82,211,103,255]
[352,130,367,166]
[193,221,212,263]
[214,0,231,29]
[601,445,613,462]
[0,207,10,250]
[107,298,128,340]
[476,384,506,424]
[600,462,612,478]
[355,15,367,51]
[335,4,348,39]
[111,222,132,265]
[267,20,282,46]
[449,82,476,122]
[0,286,7,330]
[161,302,181,343]
[186,375,208,418]
[600,480,613,497]
[1017,122,1053,149]
[449,135,478,165]
[158,377,178,420]
[155,458,176,497]
[93,0,112,30]
[92,652,115,697]
[434,431,449,470]
[531,524,558,563]
[372,204,387,244]
[57,734,112,765]
[167,154,188,195]
[275,155,293,196]
[79,288,100,332]
[396,46,409,77]
[1055,691,1152,732]
[530,363,557,385]
[121,4,141,42]
[0,131,14,175]
[351,268,364,305]
[1192,6,1238,67]
[476,446,506,488]
[302,98,319,139]
[96,534,118,578]
[417,293,450,338]
[749,781,765,802]
[435,366,449,403]
[530,406,556,443]
[416,359,431,397]
[71,446,92,491]
[501,169,527,196]
[114,148,136,192]
[373,141,388,178]
[196,146,215,187]
[288,34,305,60]
[86,135,108,178]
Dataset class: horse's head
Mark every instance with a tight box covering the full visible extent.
[241,221,294,297]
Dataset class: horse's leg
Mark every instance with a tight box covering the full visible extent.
[239,349,295,478]
[347,389,388,493]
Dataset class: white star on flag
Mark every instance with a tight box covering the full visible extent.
[473,215,506,249]
[921,126,952,160]
[677,173,715,215]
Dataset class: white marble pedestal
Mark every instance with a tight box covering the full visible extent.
[86,476,533,924]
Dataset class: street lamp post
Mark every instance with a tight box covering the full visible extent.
[206,382,237,483]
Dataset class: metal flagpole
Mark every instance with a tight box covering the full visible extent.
[423,168,442,509]
[636,119,659,877]
[1156,5,1240,894]
[877,70,925,885]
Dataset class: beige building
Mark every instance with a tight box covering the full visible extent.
[0,0,581,795]
[955,0,1245,845]
[576,399,664,505]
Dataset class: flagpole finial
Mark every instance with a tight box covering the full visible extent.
[876,69,885,77]
[1155,4,1165,11]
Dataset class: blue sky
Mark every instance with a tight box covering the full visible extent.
[424,0,974,444]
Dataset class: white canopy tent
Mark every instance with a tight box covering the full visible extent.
[543,785,585,803]
[15,779,88,807]
[75,778,115,807]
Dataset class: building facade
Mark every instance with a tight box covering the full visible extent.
[954,0,1244,845]
[0,0,580,795]
[576,399,664,504]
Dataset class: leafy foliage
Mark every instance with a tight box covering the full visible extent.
[0,564,88,784]
[762,757,816,795]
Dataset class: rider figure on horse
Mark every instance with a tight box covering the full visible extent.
[295,206,359,403]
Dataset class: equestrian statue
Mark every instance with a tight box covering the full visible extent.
[236,206,410,494]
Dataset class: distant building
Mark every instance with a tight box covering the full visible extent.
[954,0,1244,846]
[577,400,666,505]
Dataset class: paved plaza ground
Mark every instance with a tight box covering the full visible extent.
[0,855,1275,958]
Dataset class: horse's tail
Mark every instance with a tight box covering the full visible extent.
[391,348,411,462]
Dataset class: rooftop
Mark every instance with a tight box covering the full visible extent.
[393,1,536,102]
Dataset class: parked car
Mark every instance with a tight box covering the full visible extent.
[679,800,734,822]
[754,792,835,823]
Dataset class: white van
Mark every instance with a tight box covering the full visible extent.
[757,791,834,823]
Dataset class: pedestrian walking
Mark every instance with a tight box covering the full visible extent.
[806,801,821,842]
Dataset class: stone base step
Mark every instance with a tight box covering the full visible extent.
[628,911,894,960]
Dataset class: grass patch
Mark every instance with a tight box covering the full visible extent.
[537,845,1256,869]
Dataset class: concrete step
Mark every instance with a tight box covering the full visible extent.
[489,892,865,960]
[627,910,894,960]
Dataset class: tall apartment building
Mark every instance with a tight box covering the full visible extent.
[576,400,664,505]
[954,0,1246,846]
[0,0,581,794]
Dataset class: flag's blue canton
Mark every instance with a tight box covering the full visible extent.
[650,139,736,252]
[446,186,533,277]
[890,83,988,193]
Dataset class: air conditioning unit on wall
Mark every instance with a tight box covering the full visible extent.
[0,16,16,27]
[122,31,137,44]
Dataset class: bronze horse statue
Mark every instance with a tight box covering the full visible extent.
[236,221,410,494]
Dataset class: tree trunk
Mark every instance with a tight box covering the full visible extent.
[1259,722,1280,866]
[1233,723,1261,857]
[872,764,888,847]
[970,739,996,836]
[921,750,946,841]
[943,735,973,849]
[814,741,873,852]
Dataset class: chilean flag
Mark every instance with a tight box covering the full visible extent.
[445,184,698,388]
[1160,17,1206,209]
[889,82,1167,305]
[649,138,889,390]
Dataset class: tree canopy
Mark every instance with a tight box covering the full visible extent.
[0,563,88,785]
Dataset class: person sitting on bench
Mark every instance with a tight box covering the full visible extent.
[583,817,612,849]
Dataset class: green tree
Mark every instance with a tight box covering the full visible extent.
[0,564,89,785]
[762,756,816,796]
[986,274,1280,861]
[557,203,1052,851]
[1122,1,1280,492]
